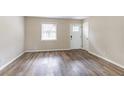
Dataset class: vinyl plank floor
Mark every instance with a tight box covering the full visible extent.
[0,49,124,76]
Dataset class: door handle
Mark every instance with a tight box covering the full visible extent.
[70,35,72,38]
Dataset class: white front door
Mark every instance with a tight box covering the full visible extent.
[83,22,89,51]
[70,24,81,49]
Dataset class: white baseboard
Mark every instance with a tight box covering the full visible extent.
[88,51,124,69]
[25,48,75,52]
[0,52,25,71]
[81,48,88,51]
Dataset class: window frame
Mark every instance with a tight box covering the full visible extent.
[41,23,57,41]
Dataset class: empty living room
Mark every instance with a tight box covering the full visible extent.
[1,1,124,93]
[0,16,124,76]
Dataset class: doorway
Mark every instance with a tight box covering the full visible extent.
[70,24,81,49]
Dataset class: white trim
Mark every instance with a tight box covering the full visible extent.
[70,48,82,50]
[81,48,87,51]
[0,52,25,71]
[88,51,124,69]
[25,49,73,52]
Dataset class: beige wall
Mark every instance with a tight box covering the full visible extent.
[25,17,82,51]
[88,16,124,67]
[0,16,24,67]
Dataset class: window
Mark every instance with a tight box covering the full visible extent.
[41,24,57,40]
[72,24,81,32]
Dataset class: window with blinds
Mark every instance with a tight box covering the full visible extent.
[41,24,57,40]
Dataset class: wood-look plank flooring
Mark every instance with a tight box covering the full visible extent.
[0,49,124,76]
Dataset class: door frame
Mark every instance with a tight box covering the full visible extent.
[82,21,89,51]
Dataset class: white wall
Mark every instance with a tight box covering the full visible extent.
[0,16,24,67]
[25,17,82,51]
[88,16,124,67]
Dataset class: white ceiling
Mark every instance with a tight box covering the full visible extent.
[35,16,88,20]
